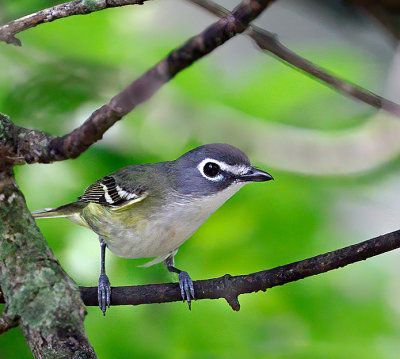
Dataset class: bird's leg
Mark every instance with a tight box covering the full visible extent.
[164,254,195,310]
[98,239,111,316]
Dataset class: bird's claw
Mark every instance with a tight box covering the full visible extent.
[98,273,111,315]
[178,271,195,310]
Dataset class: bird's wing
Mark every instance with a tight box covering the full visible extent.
[79,175,148,207]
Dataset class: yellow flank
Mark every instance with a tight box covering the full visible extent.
[84,202,106,217]
[110,197,147,212]
[81,202,146,239]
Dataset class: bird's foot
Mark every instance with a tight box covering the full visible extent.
[98,273,111,316]
[178,271,195,310]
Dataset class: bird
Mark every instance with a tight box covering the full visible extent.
[32,143,273,314]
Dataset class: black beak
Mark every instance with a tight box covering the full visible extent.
[239,167,274,182]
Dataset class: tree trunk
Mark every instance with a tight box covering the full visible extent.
[0,164,96,358]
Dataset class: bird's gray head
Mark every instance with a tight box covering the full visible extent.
[170,143,273,197]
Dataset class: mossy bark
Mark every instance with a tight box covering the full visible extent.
[0,167,96,358]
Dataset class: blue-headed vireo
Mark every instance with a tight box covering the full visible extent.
[32,143,273,314]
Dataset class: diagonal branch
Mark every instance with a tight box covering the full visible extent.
[1,228,398,310]
[0,0,275,166]
[188,0,400,117]
[0,0,149,46]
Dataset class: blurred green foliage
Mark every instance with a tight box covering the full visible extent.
[1,1,400,358]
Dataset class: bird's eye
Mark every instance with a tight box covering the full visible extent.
[203,162,220,177]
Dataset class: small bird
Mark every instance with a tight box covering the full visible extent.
[32,143,273,314]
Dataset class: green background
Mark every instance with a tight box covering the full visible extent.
[1,1,400,358]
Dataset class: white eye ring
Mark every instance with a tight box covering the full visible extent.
[197,159,223,181]
[197,158,250,182]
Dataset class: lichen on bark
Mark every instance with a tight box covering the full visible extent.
[0,155,96,356]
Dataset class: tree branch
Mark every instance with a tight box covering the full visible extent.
[188,0,400,117]
[0,0,148,46]
[0,0,275,166]
[2,228,398,310]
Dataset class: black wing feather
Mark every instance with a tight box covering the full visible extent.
[79,176,145,206]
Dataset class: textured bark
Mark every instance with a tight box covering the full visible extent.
[0,120,96,357]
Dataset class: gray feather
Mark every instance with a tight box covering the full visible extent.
[32,202,86,219]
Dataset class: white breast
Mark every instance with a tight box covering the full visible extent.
[105,182,245,261]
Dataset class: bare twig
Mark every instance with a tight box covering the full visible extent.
[2,228,398,310]
[188,0,400,117]
[0,0,275,165]
[0,0,148,46]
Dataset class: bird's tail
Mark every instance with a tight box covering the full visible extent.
[32,201,86,219]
